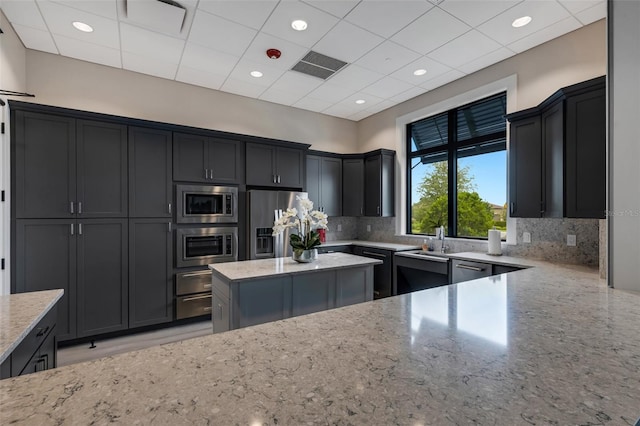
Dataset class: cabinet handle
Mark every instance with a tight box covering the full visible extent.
[277,175,281,184]
[272,175,276,184]
[180,271,210,278]
[209,168,213,180]
[377,206,380,215]
[36,325,50,337]
[205,169,209,179]
[182,294,212,302]
[70,223,74,235]
[70,202,74,214]
[203,283,212,289]
[362,251,386,258]
[374,291,380,296]
[168,222,172,233]
[510,203,514,215]
[455,264,485,272]
[168,203,172,214]
[78,202,82,214]
[203,306,212,312]
[78,223,82,235]
[360,207,363,215]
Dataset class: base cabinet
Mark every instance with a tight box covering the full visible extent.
[212,266,374,333]
[353,246,393,299]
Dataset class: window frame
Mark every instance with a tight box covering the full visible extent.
[406,92,507,239]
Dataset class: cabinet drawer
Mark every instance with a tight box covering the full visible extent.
[176,293,212,320]
[19,329,56,377]
[451,259,492,284]
[176,270,212,295]
[11,307,57,377]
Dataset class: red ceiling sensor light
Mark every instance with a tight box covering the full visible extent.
[266,49,281,59]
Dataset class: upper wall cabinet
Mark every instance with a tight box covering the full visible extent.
[306,154,342,216]
[246,143,305,189]
[506,76,606,219]
[129,127,172,218]
[13,112,128,219]
[342,158,364,217]
[364,150,395,217]
[173,132,243,184]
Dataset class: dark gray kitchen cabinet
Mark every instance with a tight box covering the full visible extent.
[342,158,364,216]
[76,219,128,338]
[76,120,128,218]
[353,246,393,299]
[291,271,336,317]
[173,132,243,184]
[13,111,76,218]
[128,219,173,328]
[507,76,605,219]
[364,151,394,217]
[14,219,77,341]
[246,143,304,188]
[306,155,342,215]
[335,267,372,307]
[236,276,292,328]
[128,127,172,218]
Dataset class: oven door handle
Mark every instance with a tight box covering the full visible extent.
[182,294,212,302]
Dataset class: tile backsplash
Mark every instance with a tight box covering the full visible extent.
[348,216,601,267]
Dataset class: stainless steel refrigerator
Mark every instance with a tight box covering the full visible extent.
[247,190,308,259]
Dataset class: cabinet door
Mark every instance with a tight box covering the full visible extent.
[14,219,77,341]
[292,271,336,317]
[208,137,243,184]
[276,147,304,189]
[235,276,292,328]
[13,111,76,218]
[565,88,606,218]
[128,127,172,218]
[306,155,321,207]
[336,267,372,307]
[129,219,173,328]
[541,103,564,218]
[364,156,381,216]
[173,132,208,182]
[343,159,364,216]
[353,246,392,299]
[76,120,128,218]
[246,143,276,186]
[76,219,128,337]
[212,290,229,334]
[320,157,342,216]
[508,117,542,217]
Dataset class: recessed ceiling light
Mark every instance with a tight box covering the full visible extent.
[72,21,93,32]
[355,99,366,105]
[512,16,532,28]
[291,20,308,31]
[413,69,427,76]
[250,71,263,78]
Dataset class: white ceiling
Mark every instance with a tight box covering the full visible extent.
[0,0,605,121]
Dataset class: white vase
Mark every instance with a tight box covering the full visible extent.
[292,248,318,263]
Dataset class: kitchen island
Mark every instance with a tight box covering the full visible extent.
[1,257,640,424]
[208,252,382,333]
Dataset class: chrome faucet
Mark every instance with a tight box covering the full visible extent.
[439,225,446,253]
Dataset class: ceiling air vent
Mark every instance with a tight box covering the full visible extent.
[126,0,186,36]
[291,51,348,80]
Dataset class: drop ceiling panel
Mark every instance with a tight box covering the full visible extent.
[242,33,308,71]
[508,16,581,53]
[292,96,334,113]
[322,103,360,119]
[1,0,49,30]
[477,0,572,46]
[419,69,466,92]
[347,110,373,121]
[188,10,257,56]
[196,0,278,30]
[307,83,354,103]
[428,30,503,69]
[344,0,434,38]
[259,87,304,106]
[574,2,606,25]
[390,86,428,103]
[50,0,118,20]
[54,33,121,68]
[457,46,515,74]
[261,1,339,48]
[361,76,414,99]
[313,20,384,63]
[338,91,384,110]
[228,58,286,87]
[10,23,59,54]
[180,43,240,76]
[38,0,120,49]
[355,40,421,75]
[270,71,323,95]
[301,0,359,19]
[122,51,178,80]
[389,56,452,85]
[220,78,266,99]
[438,0,521,27]
[176,66,226,91]
[126,0,186,37]
[120,23,184,64]
[325,64,383,92]
[364,99,395,115]
[558,0,603,15]
[391,7,471,55]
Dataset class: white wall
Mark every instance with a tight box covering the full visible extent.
[609,1,640,292]
[24,51,358,153]
[0,10,27,295]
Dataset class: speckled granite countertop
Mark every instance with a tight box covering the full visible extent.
[0,290,63,364]
[209,252,382,282]
[322,239,420,251]
[2,261,640,425]
[396,250,536,269]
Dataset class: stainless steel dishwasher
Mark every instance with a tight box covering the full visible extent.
[451,259,492,283]
[393,251,450,295]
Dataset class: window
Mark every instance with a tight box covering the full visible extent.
[407,93,507,239]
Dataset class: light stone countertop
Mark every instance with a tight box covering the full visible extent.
[321,239,420,251]
[0,290,64,364]
[396,250,537,269]
[2,260,640,425]
[209,252,382,282]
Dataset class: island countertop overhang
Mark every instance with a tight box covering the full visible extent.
[208,252,383,282]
